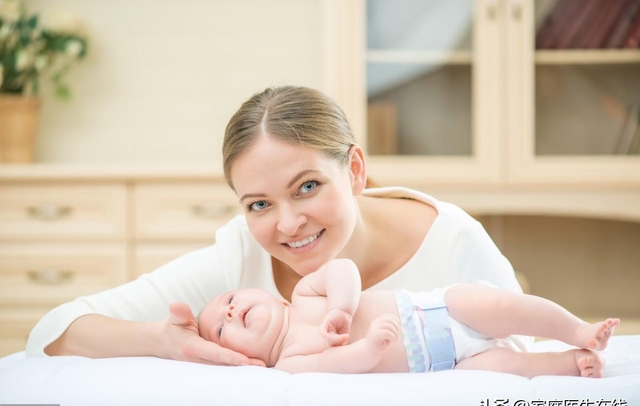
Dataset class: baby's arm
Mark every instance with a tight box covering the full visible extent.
[294,259,361,344]
[275,314,400,374]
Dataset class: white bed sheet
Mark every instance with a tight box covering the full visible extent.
[1,335,639,406]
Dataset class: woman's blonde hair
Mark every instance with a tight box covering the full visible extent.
[223,86,377,189]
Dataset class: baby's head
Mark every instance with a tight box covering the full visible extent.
[198,288,290,366]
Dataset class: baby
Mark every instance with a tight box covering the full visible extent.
[197,259,619,376]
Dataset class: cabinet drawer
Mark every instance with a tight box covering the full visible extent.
[0,184,127,240]
[134,182,241,240]
[0,337,27,357]
[0,242,128,302]
[0,302,59,356]
[0,302,51,338]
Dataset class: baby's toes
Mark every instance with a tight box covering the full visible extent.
[576,351,605,378]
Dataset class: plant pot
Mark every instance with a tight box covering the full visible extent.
[0,95,41,163]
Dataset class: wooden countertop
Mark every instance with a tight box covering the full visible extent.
[1,163,639,223]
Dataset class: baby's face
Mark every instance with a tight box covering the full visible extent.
[198,289,288,364]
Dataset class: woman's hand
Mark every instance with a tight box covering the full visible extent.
[320,308,353,346]
[160,302,265,367]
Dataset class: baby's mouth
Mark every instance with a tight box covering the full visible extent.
[240,308,249,327]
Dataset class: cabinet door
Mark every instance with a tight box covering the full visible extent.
[506,0,640,185]
[362,0,504,186]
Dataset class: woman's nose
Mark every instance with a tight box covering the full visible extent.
[276,208,306,235]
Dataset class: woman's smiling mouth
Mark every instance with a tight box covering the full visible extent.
[285,230,323,248]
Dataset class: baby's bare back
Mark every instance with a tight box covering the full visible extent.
[283,291,409,372]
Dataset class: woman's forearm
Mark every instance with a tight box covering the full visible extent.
[45,314,162,358]
[44,306,263,366]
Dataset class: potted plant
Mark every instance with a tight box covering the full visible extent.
[0,0,88,163]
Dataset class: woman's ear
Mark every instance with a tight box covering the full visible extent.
[348,145,367,195]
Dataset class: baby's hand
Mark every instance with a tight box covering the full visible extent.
[320,308,353,346]
[366,313,400,355]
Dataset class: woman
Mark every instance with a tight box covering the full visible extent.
[27,86,528,366]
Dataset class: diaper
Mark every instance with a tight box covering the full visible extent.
[395,287,500,373]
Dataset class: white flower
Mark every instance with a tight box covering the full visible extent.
[35,55,47,70]
[0,24,11,40]
[0,0,21,23]
[15,49,30,71]
[65,40,83,57]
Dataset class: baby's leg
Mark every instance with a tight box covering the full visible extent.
[454,347,605,378]
[444,284,619,349]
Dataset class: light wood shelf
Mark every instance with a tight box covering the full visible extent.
[0,163,226,182]
[367,50,473,65]
[535,50,640,65]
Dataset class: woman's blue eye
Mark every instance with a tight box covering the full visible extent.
[299,180,318,194]
[249,200,268,211]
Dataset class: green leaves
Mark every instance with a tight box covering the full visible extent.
[0,0,88,100]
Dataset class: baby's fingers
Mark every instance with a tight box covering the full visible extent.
[326,332,350,346]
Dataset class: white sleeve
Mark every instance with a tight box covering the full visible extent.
[452,220,534,351]
[26,230,241,357]
[453,220,521,293]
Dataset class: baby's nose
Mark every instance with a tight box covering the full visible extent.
[225,304,235,320]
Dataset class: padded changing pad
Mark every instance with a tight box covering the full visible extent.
[1,335,639,406]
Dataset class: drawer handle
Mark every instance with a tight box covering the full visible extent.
[28,269,74,285]
[191,204,236,219]
[27,204,73,220]
[511,0,523,18]
[486,0,498,18]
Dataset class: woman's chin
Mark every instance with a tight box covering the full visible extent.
[293,259,334,276]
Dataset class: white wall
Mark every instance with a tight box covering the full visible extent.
[27,0,329,166]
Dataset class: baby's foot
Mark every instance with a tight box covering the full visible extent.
[574,349,604,378]
[574,318,620,350]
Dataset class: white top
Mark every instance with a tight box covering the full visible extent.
[26,187,530,355]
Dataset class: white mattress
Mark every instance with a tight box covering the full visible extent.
[1,335,639,406]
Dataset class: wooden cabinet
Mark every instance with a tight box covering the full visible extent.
[0,183,128,355]
[506,0,640,185]
[133,182,240,241]
[331,0,640,195]
[361,0,504,185]
[132,181,241,278]
[0,169,238,356]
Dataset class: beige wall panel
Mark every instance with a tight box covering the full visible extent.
[26,0,327,165]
